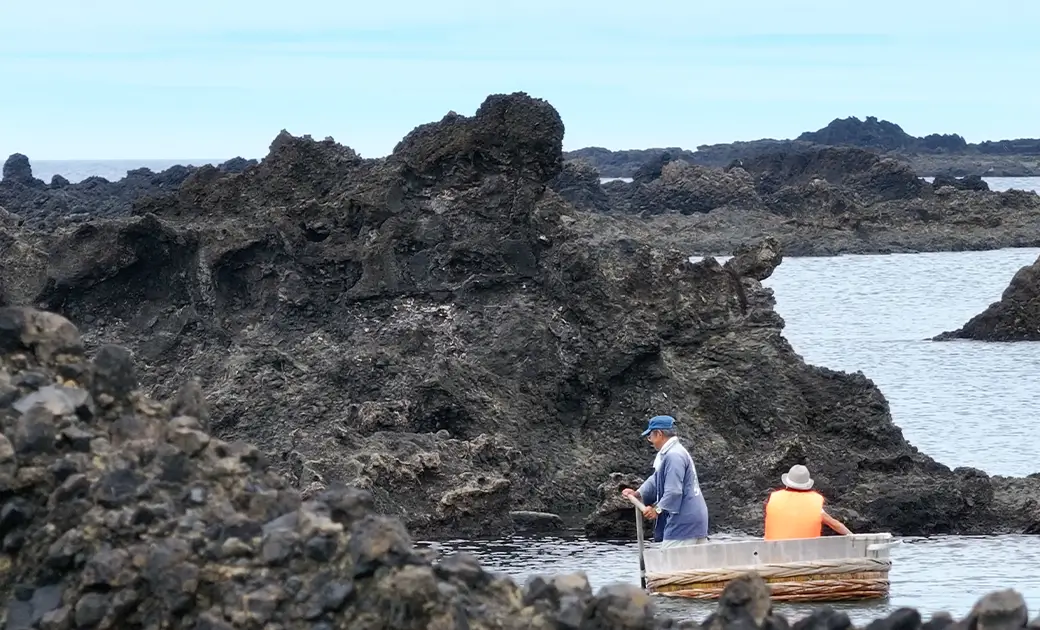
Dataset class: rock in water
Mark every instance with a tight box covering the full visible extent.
[968,589,1029,630]
[583,473,649,539]
[2,93,1040,541]
[933,254,1040,341]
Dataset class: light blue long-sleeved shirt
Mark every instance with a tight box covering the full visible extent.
[637,437,709,542]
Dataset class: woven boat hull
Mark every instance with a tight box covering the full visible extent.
[642,534,896,603]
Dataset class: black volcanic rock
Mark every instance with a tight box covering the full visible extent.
[549,159,611,213]
[2,154,37,186]
[797,115,967,153]
[932,174,990,192]
[564,146,700,179]
[631,151,676,185]
[735,146,925,202]
[0,316,1034,630]
[2,92,1039,541]
[0,155,257,228]
[933,254,1040,341]
[571,141,1040,256]
[607,159,759,215]
[724,236,783,281]
[565,116,1040,178]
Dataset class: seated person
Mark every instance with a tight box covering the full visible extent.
[764,465,852,540]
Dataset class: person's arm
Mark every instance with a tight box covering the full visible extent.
[822,510,852,535]
[656,453,684,514]
[634,475,657,506]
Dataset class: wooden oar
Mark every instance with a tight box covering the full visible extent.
[626,494,648,590]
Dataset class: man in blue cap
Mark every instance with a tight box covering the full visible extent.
[622,415,710,547]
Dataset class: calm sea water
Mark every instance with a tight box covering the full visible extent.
[433,246,1040,624]
[11,161,1040,622]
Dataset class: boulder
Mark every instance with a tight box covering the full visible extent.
[2,154,38,185]
[725,237,783,281]
[584,473,648,539]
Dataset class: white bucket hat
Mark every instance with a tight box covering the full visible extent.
[782,464,814,490]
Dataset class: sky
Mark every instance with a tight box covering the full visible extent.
[1,0,1038,160]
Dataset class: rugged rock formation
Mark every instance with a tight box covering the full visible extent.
[549,159,611,213]
[3,93,1040,541]
[797,116,966,153]
[602,146,925,216]
[565,115,1040,177]
[1,316,1037,630]
[0,305,701,629]
[933,254,1040,341]
[570,146,1040,256]
[583,473,647,539]
[0,154,257,228]
[734,147,925,202]
[931,174,990,192]
[563,147,702,179]
[605,160,758,215]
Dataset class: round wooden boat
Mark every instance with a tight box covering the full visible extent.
[641,533,897,602]
[625,495,897,602]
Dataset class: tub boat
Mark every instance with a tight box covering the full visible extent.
[627,496,897,602]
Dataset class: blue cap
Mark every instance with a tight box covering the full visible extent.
[641,415,675,437]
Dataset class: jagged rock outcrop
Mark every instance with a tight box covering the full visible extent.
[734,147,925,202]
[3,93,1040,541]
[933,254,1040,341]
[797,116,965,153]
[570,144,1040,256]
[723,237,783,281]
[549,159,611,213]
[0,154,258,228]
[564,147,702,179]
[583,473,648,539]
[4,308,1040,630]
[607,160,759,215]
[0,312,1036,630]
[0,304,688,629]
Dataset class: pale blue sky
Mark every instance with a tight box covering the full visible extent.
[1,0,1037,160]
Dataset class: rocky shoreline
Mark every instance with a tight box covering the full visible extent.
[551,147,1040,257]
[566,115,1040,178]
[2,93,1040,542]
[3,308,1040,629]
[0,153,256,229]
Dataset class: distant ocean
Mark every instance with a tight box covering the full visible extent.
[9,160,1040,194]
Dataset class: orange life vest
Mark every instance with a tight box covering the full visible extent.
[763,489,825,540]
